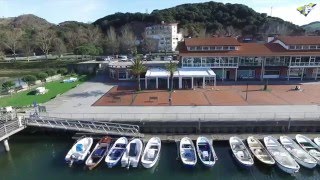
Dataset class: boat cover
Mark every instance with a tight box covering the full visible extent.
[93,148,105,157]
[76,144,84,152]
[129,143,137,156]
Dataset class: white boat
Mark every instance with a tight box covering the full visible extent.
[65,137,93,166]
[296,134,320,165]
[179,137,197,167]
[105,137,128,168]
[196,137,218,168]
[141,137,161,169]
[313,137,320,148]
[279,136,317,169]
[229,136,254,167]
[85,136,112,170]
[264,136,300,174]
[247,136,275,165]
[121,138,143,169]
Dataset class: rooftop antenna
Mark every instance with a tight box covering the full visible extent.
[270,6,273,16]
[146,9,149,14]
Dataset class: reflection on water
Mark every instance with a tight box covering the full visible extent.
[0,135,319,180]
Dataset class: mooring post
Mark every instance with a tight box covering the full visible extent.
[18,116,23,127]
[3,139,10,152]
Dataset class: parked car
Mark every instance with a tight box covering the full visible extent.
[119,55,128,61]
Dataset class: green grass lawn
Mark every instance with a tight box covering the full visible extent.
[0,75,90,107]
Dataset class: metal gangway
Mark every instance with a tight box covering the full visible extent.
[0,118,26,142]
[26,116,143,137]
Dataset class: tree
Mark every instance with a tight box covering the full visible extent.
[21,28,35,62]
[36,72,48,82]
[57,68,67,75]
[46,69,56,76]
[74,44,102,59]
[104,26,120,55]
[2,81,15,92]
[0,50,4,61]
[22,75,37,86]
[130,57,146,91]
[165,61,177,91]
[84,26,102,46]
[36,28,56,60]
[53,38,66,58]
[119,25,137,55]
[142,32,158,54]
[0,28,24,61]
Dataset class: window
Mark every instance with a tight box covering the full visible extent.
[317,45,320,49]
[209,46,215,50]
[264,70,280,75]
[118,71,127,80]
[302,45,309,50]
[195,46,202,50]
[203,46,209,51]
[216,46,223,50]
[229,46,236,50]
[189,46,196,51]
[223,46,229,50]
[238,70,255,79]
[310,45,317,50]
[289,45,295,49]
[296,45,302,50]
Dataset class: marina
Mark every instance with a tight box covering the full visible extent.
[3,134,320,180]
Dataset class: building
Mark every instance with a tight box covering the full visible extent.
[179,36,320,81]
[145,22,183,52]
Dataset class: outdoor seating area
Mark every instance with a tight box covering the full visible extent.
[92,83,320,106]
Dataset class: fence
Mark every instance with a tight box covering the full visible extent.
[0,119,25,142]
[40,112,320,122]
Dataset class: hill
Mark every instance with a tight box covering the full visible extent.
[94,1,305,37]
[0,14,52,30]
[301,21,320,32]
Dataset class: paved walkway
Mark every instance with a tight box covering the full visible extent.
[42,76,320,122]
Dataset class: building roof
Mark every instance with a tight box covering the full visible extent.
[185,37,241,46]
[276,36,320,45]
[179,42,320,57]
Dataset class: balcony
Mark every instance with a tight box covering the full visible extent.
[289,62,320,67]
[182,63,238,68]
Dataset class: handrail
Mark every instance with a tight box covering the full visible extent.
[26,116,142,137]
[40,112,320,122]
[0,119,25,141]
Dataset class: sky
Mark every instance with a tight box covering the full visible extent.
[0,0,319,26]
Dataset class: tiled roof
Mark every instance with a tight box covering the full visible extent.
[185,37,241,46]
[276,36,320,45]
[179,42,320,57]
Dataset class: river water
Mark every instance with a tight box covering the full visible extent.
[0,134,320,180]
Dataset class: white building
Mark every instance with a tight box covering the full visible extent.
[145,21,183,52]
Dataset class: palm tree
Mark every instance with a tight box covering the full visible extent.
[165,61,177,91]
[130,57,146,91]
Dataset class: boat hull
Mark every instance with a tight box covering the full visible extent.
[293,157,317,169]
[276,162,299,174]
[231,151,253,168]
[141,137,161,169]
[196,137,216,168]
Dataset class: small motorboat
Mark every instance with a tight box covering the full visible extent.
[196,136,218,168]
[121,138,143,169]
[264,136,300,174]
[105,137,128,168]
[280,136,317,169]
[85,136,112,170]
[229,136,254,168]
[141,137,161,169]
[179,137,197,168]
[313,137,320,148]
[247,136,275,165]
[65,137,93,166]
[296,134,320,165]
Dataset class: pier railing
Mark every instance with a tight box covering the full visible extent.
[26,116,142,137]
[0,119,25,142]
[41,112,320,122]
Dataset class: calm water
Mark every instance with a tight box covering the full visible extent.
[1,134,320,180]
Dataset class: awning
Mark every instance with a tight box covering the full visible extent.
[145,68,216,78]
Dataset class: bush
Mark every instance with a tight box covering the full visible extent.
[36,72,48,81]
[57,68,67,75]
[22,75,37,86]
[46,69,56,76]
[2,80,15,90]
